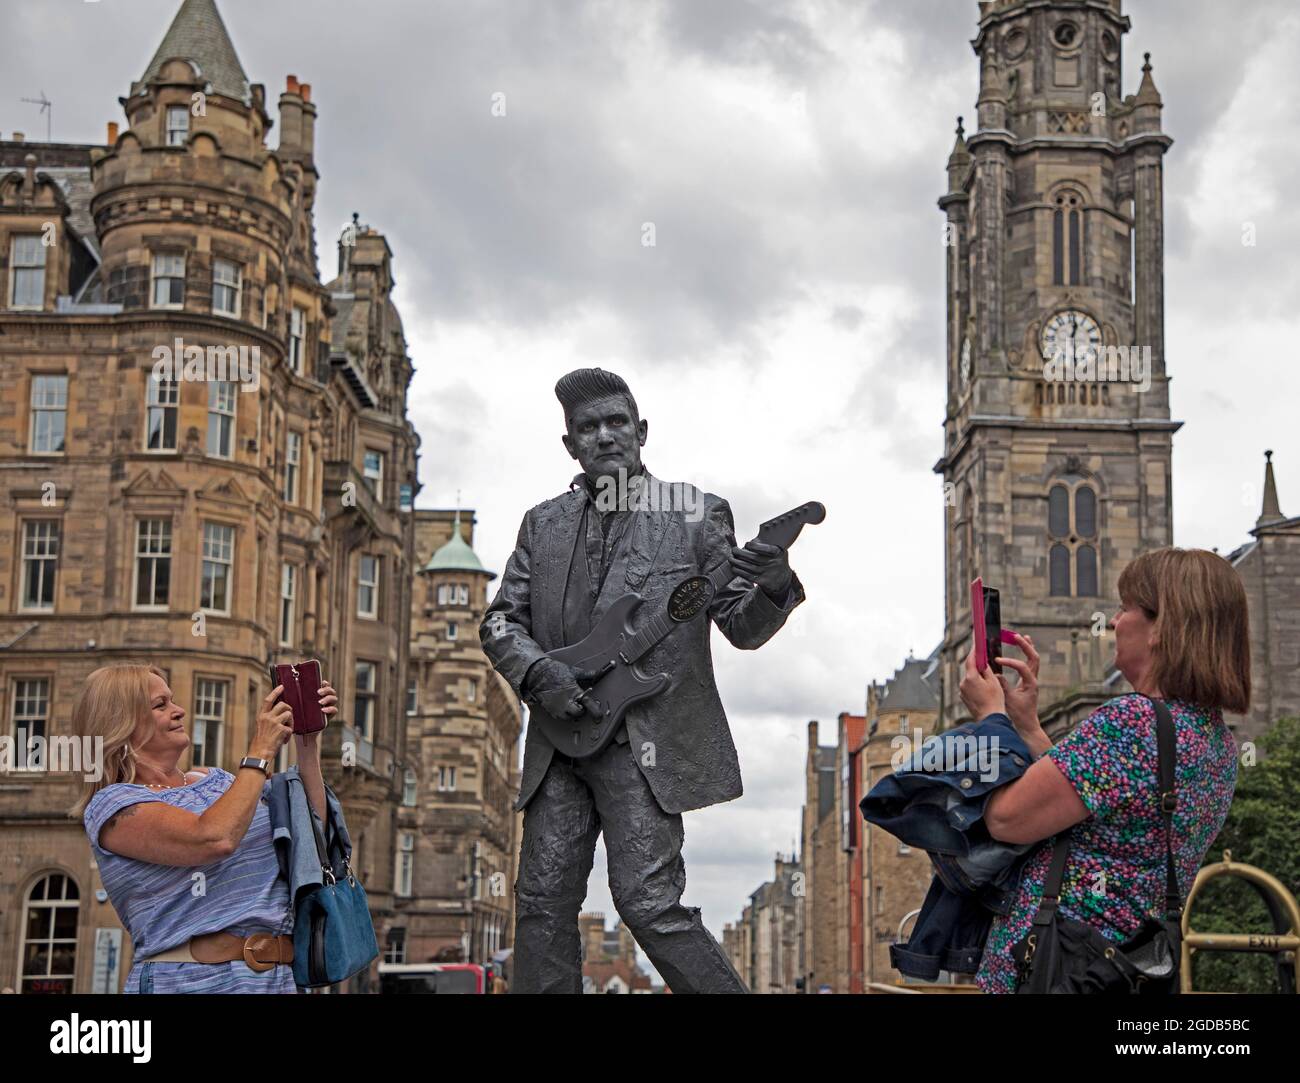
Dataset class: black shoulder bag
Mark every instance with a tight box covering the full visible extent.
[1010,697,1182,994]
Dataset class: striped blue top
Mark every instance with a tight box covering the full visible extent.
[84,767,298,994]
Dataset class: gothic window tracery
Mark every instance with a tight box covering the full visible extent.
[1047,478,1099,596]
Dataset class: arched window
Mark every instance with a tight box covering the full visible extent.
[1049,544,1071,596]
[1077,545,1098,596]
[1052,191,1083,286]
[1048,485,1070,536]
[1075,487,1096,538]
[20,873,79,993]
[1046,480,1100,596]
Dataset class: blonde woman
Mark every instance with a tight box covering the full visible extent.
[74,665,337,993]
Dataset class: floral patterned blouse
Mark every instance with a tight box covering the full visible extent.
[976,694,1238,994]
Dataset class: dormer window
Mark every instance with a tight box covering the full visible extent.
[166,106,189,146]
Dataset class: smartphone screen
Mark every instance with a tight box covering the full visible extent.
[971,578,1003,674]
[983,587,1003,675]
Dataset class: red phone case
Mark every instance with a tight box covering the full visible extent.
[270,660,326,735]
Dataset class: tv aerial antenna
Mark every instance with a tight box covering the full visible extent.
[20,91,52,142]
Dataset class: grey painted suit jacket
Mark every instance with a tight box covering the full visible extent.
[479,468,806,815]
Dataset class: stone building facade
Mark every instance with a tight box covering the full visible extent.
[724,852,800,993]
[0,0,422,993]
[861,656,942,986]
[578,911,653,992]
[397,509,521,967]
[798,720,840,993]
[1227,453,1300,745]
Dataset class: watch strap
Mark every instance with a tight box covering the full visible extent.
[239,756,271,777]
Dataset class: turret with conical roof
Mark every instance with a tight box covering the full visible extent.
[134,0,252,105]
[422,509,496,578]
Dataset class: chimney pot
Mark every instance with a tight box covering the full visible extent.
[300,83,311,103]
[107,121,119,144]
[286,75,300,94]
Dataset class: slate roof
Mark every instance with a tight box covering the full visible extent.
[137,0,251,104]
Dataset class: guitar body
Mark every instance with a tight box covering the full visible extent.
[531,592,672,759]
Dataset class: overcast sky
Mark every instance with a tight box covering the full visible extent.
[5,0,1297,982]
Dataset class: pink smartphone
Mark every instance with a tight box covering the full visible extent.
[971,579,1005,674]
[971,578,989,672]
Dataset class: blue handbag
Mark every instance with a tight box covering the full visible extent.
[292,799,379,988]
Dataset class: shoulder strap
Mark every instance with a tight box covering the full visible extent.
[1040,832,1072,904]
[1150,697,1182,918]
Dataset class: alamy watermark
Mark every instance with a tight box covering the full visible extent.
[0,730,104,782]
[1044,343,1151,393]
[151,338,260,392]
[891,728,1002,783]
[589,467,705,522]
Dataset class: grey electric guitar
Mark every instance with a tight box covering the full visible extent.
[529,501,826,759]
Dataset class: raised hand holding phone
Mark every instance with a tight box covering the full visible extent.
[268,660,330,735]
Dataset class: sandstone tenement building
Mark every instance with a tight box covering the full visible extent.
[0,0,519,993]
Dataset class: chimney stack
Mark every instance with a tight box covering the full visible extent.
[12,132,24,143]
[299,83,316,158]
[278,75,304,153]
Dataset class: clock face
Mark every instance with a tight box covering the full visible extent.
[1040,309,1101,364]
[960,337,972,385]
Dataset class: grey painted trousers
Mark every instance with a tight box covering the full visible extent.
[511,737,748,994]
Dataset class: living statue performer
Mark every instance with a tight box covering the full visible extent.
[480,367,806,993]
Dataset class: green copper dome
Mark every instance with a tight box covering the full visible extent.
[422,511,496,579]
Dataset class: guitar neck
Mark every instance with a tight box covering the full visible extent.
[620,560,735,665]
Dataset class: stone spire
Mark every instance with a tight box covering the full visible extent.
[1132,52,1164,135]
[1134,52,1163,107]
[137,0,251,104]
[946,116,971,190]
[1257,449,1285,528]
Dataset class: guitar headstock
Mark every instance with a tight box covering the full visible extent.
[754,502,826,550]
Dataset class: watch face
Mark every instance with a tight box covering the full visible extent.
[960,337,972,385]
[1040,309,1101,364]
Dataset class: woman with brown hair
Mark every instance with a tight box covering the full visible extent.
[74,665,337,993]
[957,547,1250,993]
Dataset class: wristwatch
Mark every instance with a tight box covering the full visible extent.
[239,756,272,778]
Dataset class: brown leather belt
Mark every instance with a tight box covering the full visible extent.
[137,931,293,972]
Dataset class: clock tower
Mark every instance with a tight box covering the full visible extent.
[935,0,1182,729]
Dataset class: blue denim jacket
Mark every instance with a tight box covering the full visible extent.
[860,713,1043,980]
[265,766,352,909]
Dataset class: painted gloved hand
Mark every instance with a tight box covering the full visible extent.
[524,657,602,720]
[730,540,793,600]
